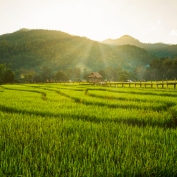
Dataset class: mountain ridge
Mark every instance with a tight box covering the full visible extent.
[102,35,177,59]
[102,35,174,46]
[0,28,174,73]
[102,35,142,46]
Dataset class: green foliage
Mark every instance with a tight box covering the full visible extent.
[0,63,14,84]
[1,29,177,82]
[117,70,130,81]
[40,66,52,82]
[55,70,69,81]
[98,70,106,79]
[102,35,177,59]
[0,84,177,176]
[98,66,134,82]
[144,58,177,80]
[3,69,14,83]
[0,29,155,73]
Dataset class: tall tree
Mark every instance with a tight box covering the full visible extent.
[144,58,177,81]
[3,69,14,83]
[118,71,130,81]
[55,70,69,82]
[99,70,106,80]
[0,63,14,84]
[40,66,52,82]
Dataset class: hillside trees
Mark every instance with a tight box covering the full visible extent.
[102,35,177,59]
[98,70,106,80]
[144,58,177,80]
[15,66,82,83]
[117,71,130,82]
[0,63,14,84]
[0,29,155,73]
[132,66,146,81]
[4,68,15,83]
[1,29,177,82]
[40,66,52,82]
[55,70,69,82]
[20,69,36,83]
[98,66,135,82]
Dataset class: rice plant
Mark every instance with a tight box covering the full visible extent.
[0,84,177,176]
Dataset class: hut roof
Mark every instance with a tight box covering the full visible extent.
[88,72,102,78]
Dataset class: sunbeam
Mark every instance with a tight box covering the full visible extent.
[75,39,95,72]
[98,43,109,69]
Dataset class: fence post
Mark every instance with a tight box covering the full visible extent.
[156,81,158,89]
[162,80,164,89]
[166,80,168,89]
[122,82,124,88]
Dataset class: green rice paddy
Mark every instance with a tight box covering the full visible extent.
[0,84,177,176]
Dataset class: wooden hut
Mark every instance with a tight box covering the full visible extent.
[88,72,102,83]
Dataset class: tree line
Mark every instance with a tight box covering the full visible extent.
[0,64,134,84]
[0,64,15,84]
[1,57,177,84]
[144,58,177,81]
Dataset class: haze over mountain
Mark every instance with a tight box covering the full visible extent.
[0,29,155,72]
[102,35,143,47]
[102,35,177,59]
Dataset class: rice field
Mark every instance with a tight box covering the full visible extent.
[0,83,177,176]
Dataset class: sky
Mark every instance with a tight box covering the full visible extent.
[1,0,177,44]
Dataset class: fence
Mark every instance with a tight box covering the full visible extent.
[97,80,177,89]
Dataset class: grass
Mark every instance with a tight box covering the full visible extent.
[0,84,177,176]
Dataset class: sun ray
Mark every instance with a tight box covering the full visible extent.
[98,43,109,69]
[54,36,92,70]
[75,39,94,72]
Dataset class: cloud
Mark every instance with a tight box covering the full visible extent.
[170,30,177,36]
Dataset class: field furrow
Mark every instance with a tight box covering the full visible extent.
[0,84,177,176]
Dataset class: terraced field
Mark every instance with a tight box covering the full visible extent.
[0,84,177,176]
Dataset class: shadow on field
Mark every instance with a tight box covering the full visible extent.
[87,92,176,105]
[0,104,176,129]
[1,87,47,100]
[45,86,177,97]
[106,89,177,97]
[38,88,174,112]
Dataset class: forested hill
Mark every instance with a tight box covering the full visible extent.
[0,29,155,72]
[102,35,177,59]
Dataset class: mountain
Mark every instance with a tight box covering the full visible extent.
[0,29,155,72]
[102,35,177,59]
[102,35,143,47]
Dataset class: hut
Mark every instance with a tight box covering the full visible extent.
[88,72,102,83]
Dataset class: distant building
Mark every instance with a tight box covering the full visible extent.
[88,72,102,83]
